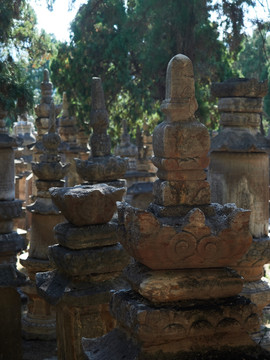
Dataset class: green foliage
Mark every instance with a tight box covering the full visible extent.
[51,0,248,145]
[0,0,58,122]
[235,23,270,128]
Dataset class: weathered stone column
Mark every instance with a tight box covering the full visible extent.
[36,77,129,360]
[209,79,270,314]
[58,92,82,186]
[20,99,70,340]
[0,107,26,359]
[82,55,269,360]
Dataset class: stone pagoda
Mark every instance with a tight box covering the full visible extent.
[209,78,270,315]
[75,77,127,187]
[58,92,82,186]
[36,77,130,360]
[0,107,26,359]
[82,55,269,360]
[20,99,70,340]
[34,69,62,162]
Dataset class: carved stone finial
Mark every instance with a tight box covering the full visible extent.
[161,54,198,122]
[43,69,50,83]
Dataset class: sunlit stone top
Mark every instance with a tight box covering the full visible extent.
[161,54,198,122]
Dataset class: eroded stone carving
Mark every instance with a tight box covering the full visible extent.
[83,55,267,360]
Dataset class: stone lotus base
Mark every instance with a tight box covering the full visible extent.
[118,202,252,270]
[109,291,259,352]
[82,328,270,360]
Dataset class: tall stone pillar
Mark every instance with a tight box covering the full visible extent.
[36,77,129,360]
[82,55,269,360]
[209,78,270,314]
[20,98,70,340]
[58,92,82,186]
[0,107,26,359]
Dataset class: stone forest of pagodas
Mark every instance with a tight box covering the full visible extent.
[2,53,270,360]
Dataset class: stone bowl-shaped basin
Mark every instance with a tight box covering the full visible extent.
[75,155,127,182]
[32,162,70,181]
[49,184,125,226]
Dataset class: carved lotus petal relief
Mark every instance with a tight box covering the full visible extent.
[119,205,252,270]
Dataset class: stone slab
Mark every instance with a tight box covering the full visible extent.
[36,269,128,306]
[124,261,243,302]
[54,221,119,249]
[218,97,263,113]
[48,243,130,276]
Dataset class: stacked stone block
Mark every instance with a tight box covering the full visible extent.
[36,77,129,360]
[20,76,70,340]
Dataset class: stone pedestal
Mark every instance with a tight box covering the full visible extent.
[36,185,130,360]
[37,77,129,359]
[209,78,270,317]
[82,55,269,360]
[0,108,26,359]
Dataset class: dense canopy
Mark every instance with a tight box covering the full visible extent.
[1,0,270,141]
